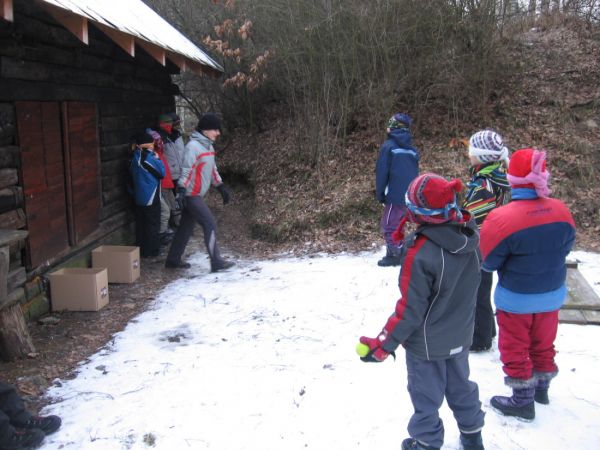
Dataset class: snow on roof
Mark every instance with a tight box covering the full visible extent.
[40,0,223,73]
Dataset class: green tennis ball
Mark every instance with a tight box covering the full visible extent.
[356,342,370,357]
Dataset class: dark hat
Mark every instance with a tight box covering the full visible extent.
[169,112,181,123]
[133,130,154,145]
[158,113,173,124]
[196,113,222,132]
[387,113,412,129]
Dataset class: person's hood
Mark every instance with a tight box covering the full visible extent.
[470,162,510,189]
[388,127,415,150]
[190,130,213,146]
[417,215,479,254]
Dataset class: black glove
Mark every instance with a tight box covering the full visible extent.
[176,187,187,210]
[216,184,231,205]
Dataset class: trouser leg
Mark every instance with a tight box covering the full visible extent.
[444,350,485,434]
[406,352,446,448]
[0,382,32,439]
[184,196,223,265]
[159,191,170,234]
[472,270,494,348]
[140,194,161,257]
[497,310,534,380]
[166,204,195,264]
[380,204,407,252]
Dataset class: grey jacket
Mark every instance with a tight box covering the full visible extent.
[381,218,481,360]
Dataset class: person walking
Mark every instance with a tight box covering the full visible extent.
[462,129,511,352]
[480,148,576,421]
[359,173,485,450]
[375,113,419,266]
[165,113,234,272]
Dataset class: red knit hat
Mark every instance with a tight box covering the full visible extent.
[507,148,550,197]
[392,173,465,243]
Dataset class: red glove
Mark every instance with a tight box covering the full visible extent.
[359,335,392,363]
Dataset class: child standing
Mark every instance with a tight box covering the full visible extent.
[359,173,485,450]
[462,130,511,351]
[375,113,419,266]
[129,131,165,258]
[480,148,576,421]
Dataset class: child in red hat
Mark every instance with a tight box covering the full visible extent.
[358,173,485,450]
[480,148,576,421]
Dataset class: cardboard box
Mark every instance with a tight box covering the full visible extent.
[91,245,140,283]
[48,268,109,311]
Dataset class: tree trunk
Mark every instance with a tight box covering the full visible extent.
[529,0,537,15]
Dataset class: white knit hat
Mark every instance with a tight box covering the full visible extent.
[468,130,509,164]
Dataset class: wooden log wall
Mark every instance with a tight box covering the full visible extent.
[0,0,184,318]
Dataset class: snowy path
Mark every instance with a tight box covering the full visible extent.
[41,250,600,449]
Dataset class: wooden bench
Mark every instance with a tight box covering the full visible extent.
[560,260,600,325]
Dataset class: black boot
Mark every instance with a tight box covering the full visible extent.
[0,428,45,449]
[377,247,401,267]
[534,378,550,404]
[401,438,439,450]
[460,431,485,450]
[211,260,235,273]
[15,415,62,435]
[491,384,535,421]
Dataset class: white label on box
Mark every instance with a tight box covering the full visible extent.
[133,259,139,269]
[100,287,108,298]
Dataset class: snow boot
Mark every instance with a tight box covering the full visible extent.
[15,415,62,435]
[534,378,550,405]
[460,431,484,450]
[491,386,535,421]
[0,427,45,449]
[377,247,401,267]
[401,438,439,450]
[211,259,235,273]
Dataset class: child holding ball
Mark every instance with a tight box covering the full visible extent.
[357,173,485,450]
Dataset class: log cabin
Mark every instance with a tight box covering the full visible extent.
[0,0,222,359]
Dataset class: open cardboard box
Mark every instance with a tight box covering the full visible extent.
[48,267,109,311]
[92,245,140,284]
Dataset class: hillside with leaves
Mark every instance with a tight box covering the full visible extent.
[212,18,600,256]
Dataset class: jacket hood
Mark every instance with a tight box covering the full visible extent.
[388,127,415,150]
[417,216,479,254]
[190,130,213,146]
[470,162,510,189]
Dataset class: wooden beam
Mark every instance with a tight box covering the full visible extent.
[136,39,166,66]
[1,0,13,22]
[95,23,135,57]
[40,2,88,44]
[167,51,187,72]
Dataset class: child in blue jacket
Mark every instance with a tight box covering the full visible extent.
[375,113,419,267]
[130,131,165,258]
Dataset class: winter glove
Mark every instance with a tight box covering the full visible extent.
[217,184,231,205]
[176,187,187,210]
[357,335,395,363]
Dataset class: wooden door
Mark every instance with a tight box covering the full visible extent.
[62,102,100,245]
[16,102,69,268]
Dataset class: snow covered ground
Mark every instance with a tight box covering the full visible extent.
[40,249,600,449]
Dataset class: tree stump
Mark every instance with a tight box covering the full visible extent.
[0,302,35,360]
[0,229,34,361]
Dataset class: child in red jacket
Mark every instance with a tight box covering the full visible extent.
[480,149,576,421]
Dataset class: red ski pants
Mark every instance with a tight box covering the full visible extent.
[497,310,559,380]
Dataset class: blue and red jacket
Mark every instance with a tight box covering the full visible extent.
[480,188,576,313]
